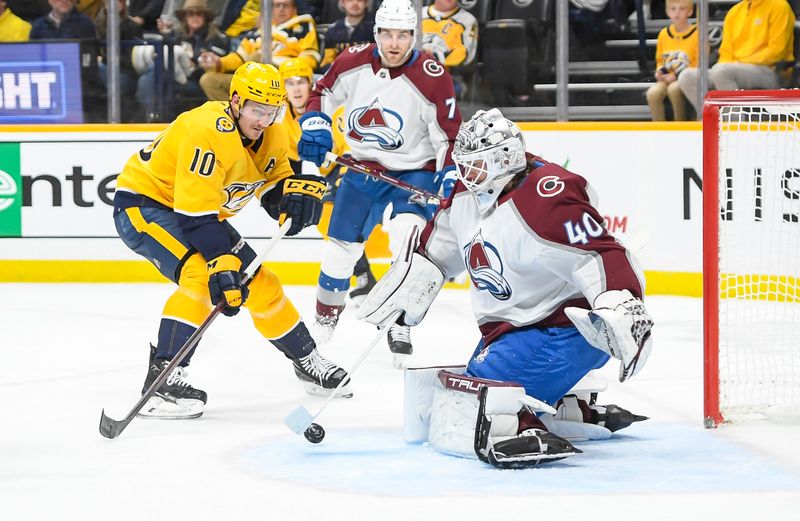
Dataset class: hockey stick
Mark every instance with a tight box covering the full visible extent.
[283,310,402,438]
[324,152,442,206]
[99,219,293,440]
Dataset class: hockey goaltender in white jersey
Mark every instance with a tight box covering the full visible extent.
[359,109,654,468]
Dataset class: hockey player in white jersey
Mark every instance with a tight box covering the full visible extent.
[296,0,462,362]
[357,109,652,468]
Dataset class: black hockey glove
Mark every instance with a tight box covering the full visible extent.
[278,175,326,236]
[207,254,249,316]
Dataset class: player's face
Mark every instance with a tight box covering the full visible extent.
[284,77,310,110]
[666,2,691,25]
[235,99,282,140]
[378,29,414,68]
[342,0,367,17]
[456,158,488,186]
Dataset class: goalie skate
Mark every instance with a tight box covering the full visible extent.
[348,270,377,306]
[293,349,353,398]
[387,323,412,368]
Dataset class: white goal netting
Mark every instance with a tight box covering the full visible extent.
[715,104,800,421]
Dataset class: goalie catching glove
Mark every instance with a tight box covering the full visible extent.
[565,290,654,382]
[356,226,445,327]
[207,254,248,316]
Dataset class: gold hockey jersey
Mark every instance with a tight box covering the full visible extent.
[219,14,321,72]
[421,6,478,67]
[117,101,293,220]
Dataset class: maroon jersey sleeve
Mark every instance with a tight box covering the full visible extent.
[513,158,644,299]
[307,43,376,113]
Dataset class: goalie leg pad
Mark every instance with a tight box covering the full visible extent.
[357,226,444,327]
[474,386,581,469]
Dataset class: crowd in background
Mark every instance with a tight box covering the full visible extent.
[0,0,798,122]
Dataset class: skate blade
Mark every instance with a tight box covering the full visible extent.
[392,353,412,369]
[301,380,353,399]
[137,396,204,420]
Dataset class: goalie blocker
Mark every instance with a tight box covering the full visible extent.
[404,367,647,468]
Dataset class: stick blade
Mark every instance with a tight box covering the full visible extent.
[99,409,125,439]
[284,405,314,434]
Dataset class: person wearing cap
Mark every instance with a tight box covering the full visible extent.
[112,61,352,420]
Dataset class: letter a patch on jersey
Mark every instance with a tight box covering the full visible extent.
[347,98,404,150]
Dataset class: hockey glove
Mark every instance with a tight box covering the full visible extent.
[357,226,445,327]
[279,175,326,236]
[435,166,458,199]
[298,111,333,167]
[207,254,248,316]
[565,290,654,383]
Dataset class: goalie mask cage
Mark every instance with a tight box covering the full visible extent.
[703,90,800,427]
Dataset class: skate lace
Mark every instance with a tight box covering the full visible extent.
[389,324,411,343]
[300,350,338,379]
[166,367,191,388]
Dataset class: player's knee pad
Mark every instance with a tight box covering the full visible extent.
[245,268,302,340]
[320,238,365,280]
[385,213,426,259]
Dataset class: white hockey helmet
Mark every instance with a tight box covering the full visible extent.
[374,0,417,64]
[452,108,527,212]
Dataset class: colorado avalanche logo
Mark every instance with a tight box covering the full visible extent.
[463,231,512,301]
[223,181,265,212]
[348,98,404,150]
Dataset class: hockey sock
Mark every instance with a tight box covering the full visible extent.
[156,318,199,366]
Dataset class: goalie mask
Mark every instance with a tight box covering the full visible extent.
[452,108,527,213]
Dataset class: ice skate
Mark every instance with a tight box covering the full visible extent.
[138,358,207,419]
[293,349,352,398]
[348,270,377,306]
[387,323,412,368]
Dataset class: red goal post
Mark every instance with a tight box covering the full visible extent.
[703,90,800,427]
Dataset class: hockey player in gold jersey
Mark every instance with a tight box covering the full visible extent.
[113,62,351,419]
[276,59,379,304]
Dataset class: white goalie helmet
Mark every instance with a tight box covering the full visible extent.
[452,108,528,212]
[374,0,418,64]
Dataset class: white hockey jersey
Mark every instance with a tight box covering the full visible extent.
[419,154,646,346]
[307,43,461,173]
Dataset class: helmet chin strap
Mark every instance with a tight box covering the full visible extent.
[226,100,250,144]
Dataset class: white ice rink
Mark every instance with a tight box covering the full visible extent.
[2,284,800,520]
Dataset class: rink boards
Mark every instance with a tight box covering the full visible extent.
[0,122,705,295]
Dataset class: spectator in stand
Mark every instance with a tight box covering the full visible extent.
[129,0,166,32]
[158,0,226,29]
[220,0,259,38]
[198,0,320,100]
[678,0,795,112]
[29,0,96,40]
[320,0,374,71]
[421,0,477,68]
[5,0,49,22]
[77,0,103,21]
[134,0,229,120]
[96,0,144,121]
[645,0,697,121]
[0,0,31,41]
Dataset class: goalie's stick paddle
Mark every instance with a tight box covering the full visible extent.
[99,219,293,440]
[284,311,402,437]
[325,152,442,206]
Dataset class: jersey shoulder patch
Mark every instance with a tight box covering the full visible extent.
[216,116,235,133]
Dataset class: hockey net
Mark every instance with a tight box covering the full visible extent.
[703,90,800,427]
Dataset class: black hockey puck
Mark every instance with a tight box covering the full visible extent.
[304,423,325,444]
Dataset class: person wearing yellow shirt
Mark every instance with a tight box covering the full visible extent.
[198,0,320,100]
[277,59,379,301]
[0,0,31,42]
[113,62,351,419]
[646,0,698,121]
[222,0,259,37]
[678,0,795,111]
[421,0,478,68]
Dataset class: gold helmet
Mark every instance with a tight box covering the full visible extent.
[229,61,286,110]
[278,59,313,83]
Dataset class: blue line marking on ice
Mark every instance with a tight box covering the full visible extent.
[241,423,800,496]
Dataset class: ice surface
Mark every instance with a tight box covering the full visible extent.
[1,285,799,520]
